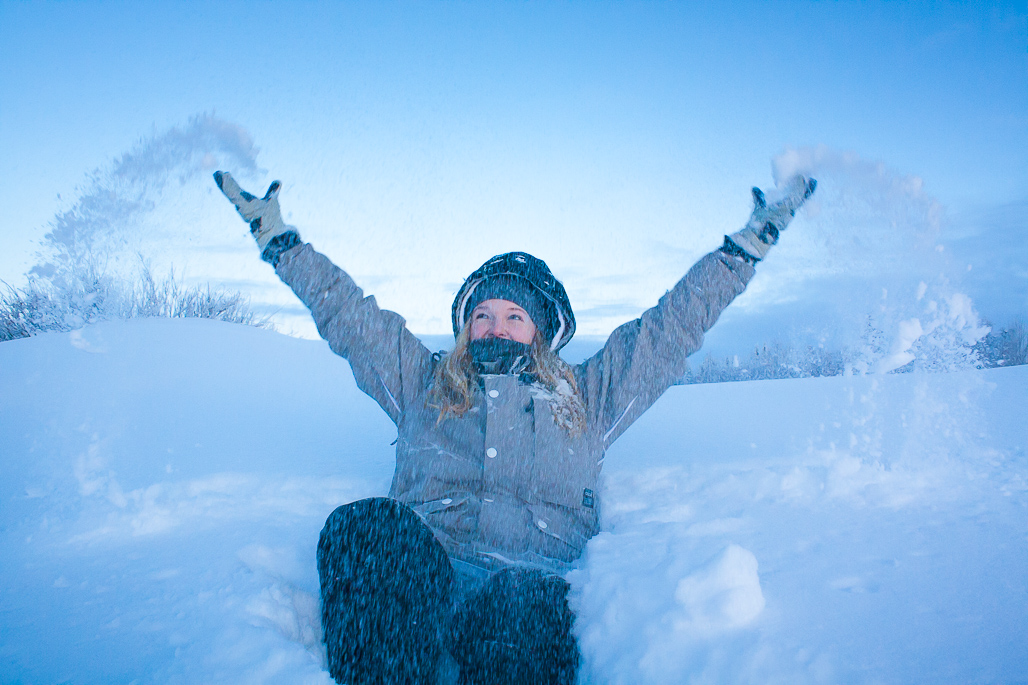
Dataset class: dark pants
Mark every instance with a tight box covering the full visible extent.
[317,497,580,685]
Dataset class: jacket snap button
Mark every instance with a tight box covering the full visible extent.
[488,389,499,398]
[441,498,452,505]
[537,520,548,530]
[486,447,497,458]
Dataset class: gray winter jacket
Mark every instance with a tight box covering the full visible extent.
[276,244,754,572]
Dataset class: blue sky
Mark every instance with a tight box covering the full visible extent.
[1,1,1025,349]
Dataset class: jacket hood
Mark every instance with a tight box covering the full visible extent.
[452,252,576,352]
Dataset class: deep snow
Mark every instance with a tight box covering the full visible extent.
[1,318,1026,684]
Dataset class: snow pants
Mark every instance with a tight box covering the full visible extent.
[317,497,580,685]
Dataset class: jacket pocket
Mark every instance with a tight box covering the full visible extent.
[412,494,469,516]
[530,401,603,511]
[525,501,597,561]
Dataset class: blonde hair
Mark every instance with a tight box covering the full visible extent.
[428,326,586,435]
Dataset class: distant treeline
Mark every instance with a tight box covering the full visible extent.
[683,318,1027,385]
[974,319,1028,369]
[5,260,1026,382]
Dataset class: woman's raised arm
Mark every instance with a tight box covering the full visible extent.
[214,172,432,425]
[577,176,816,448]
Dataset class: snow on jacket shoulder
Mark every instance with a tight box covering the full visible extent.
[275,244,754,572]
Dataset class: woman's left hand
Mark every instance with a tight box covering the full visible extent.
[727,175,817,262]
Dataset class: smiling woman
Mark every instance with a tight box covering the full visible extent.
[2,3,1026,683]
[214,170,814,684]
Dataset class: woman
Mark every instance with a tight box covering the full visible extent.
[215,171,815,685]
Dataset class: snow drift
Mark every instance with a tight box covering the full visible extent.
[1,319,1026,684]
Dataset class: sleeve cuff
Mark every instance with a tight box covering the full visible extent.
[261,230,303,267]
[720,235,761,265]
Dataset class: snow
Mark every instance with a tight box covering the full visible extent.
[2,318,1026,683]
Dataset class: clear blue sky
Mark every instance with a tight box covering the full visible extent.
[1,1,1025,346]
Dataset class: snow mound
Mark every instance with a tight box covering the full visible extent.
[1,319,1026,684]
[674,544,764,632]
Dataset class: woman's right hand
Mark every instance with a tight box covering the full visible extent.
[214,171,302,266]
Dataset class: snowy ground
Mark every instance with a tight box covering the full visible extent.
[1,319,1025,684]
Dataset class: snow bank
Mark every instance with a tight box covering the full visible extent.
[1,319,1026,684]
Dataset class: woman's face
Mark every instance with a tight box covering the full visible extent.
[469,299,537,345]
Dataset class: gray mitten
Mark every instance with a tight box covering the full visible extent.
[724,175,817,263]
[214,171,302,266]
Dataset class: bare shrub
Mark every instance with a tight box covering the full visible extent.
[130,264,265,325]
[1,262,267,343]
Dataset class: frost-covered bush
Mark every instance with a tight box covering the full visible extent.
[975,317,1028,368]
[1,263,265,343]
[129,264,262,323]
[0,112,268,344]
[1,262,116,341]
